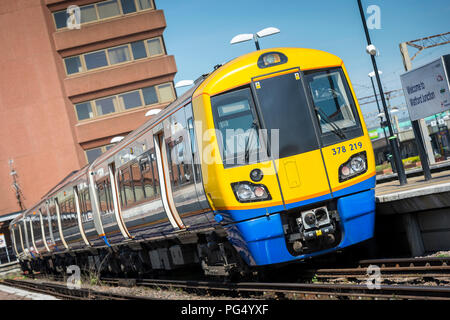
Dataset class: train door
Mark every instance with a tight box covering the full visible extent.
[185,104,212,213]
[39,209,50,252]
[18,222,25,258]
[251,69,332,210]
[108,162,131,239]
[22,219,31,257]
[46,201,58,251]
[73,186,91,246]
[153,130,185,230]
[27,216,40,256]
[54,198,69,250]
[164,105,210,227]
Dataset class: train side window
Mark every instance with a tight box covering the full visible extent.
[187,116,202,182]
[122,167,135,206]
[150,150,160,195]
[105,178,114,213]
[118,171,125,207]
[166,108,194,188]
[97,181,108,214]
[85,190,92,213]
[140,155,155,199]
[131,161,145,203]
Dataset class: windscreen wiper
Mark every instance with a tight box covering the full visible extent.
[244,121,258,163]
[315,107,346,139]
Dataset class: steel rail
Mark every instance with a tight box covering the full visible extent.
[1,279,154,300]
[311,257,450,280]
[96,277,450,300]
[357,257,450,267]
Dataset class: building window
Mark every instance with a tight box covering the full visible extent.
[142,86,158,105]
[120,0,137,14]
[84,50,108,70]
[74,82,176,121]
[137,0,152,10]
[85,144,114,164]
[80,5,98,23]
[75,102,93,120]
[147,38,163,56]
[97,0,121,19]
[119,91,142,110]
[53,0,154,30]
[64,56,83,75]
[130,41,147,60]
[95,97,116,116]
[63,36,164,76]
[107,45,131,65]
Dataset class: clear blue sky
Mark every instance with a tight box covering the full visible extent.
[158,0,450,128]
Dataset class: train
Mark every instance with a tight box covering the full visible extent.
[9,47,376,279]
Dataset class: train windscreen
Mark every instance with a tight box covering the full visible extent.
[304,68,363,146]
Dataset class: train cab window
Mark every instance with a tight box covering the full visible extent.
[211,87,261,166]
[304,68,363,146]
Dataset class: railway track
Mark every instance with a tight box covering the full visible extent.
[313,257,450,281]
[98,277,450,300]
[20,256,450,300]
[0,279,154,300]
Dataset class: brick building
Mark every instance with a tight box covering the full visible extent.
[0,0,177,251]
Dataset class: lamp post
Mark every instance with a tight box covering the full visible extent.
[357,0,407,185]
[110,136,124,144]
[230,27,280,50]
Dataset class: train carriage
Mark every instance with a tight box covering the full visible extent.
[10,47,376,277]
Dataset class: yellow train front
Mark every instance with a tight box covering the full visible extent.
[192,47,376,266]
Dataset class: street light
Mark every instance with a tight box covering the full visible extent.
[230,27,280,50]
[357,0,407,185]
[175,80,194,88]
[110,136,124,143]
[145,109,161,117]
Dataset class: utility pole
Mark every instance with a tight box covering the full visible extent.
[357,0,407,185]
[9,159,26,212]
[399,33,450,180]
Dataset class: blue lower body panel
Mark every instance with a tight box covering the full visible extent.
[224,188,376,266]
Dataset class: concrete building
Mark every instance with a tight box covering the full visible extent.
[0,0,177,253]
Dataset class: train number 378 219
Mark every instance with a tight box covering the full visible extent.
[332,142,363,155]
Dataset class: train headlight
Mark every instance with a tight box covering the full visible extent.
[350,156,366,172]
[231,182,271,203]
[338,151,368,182]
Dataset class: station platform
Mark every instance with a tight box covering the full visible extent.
[0,283,58,300]
[375,168,450,257]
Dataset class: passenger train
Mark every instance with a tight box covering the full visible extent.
[10,48,376,278]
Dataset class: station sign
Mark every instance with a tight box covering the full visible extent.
[400,55,450,121]
[0,233,6,248]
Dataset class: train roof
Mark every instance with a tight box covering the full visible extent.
[88,74,210,169]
